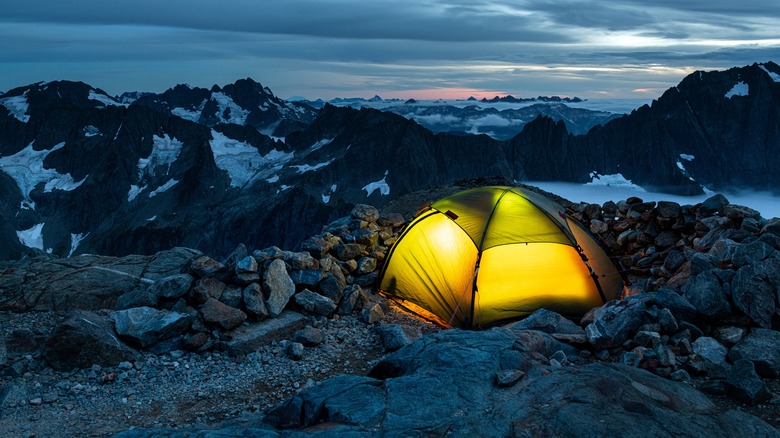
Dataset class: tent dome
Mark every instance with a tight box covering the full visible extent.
[378,186,625,328]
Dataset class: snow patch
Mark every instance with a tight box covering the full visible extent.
[17,223,44,250]
[127,184,146,202]
[88,90,124,107]
[172,106,201,122]
[211,92,249,124]
[363,170,390,197]
[586,172,645,191]
[725,81,749,98]
[137,134,184,178]
[266,175,279,183]
[210,129,294,188]
[676,161,695,181]
[68,232,88,257]
[83,125,101,137]
[759,64,780,82]
[0,142,86,208]
[148,179,179,198]
[292,160,333,173]
[679,154,694,161]
[322,194,331,203]
[0,91,30,122]
[309,139,333,152]
[147,216,157,221]
[322,184,338,204]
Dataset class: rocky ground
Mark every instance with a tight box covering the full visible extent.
[0,306,439,437]
[2,181,780,437]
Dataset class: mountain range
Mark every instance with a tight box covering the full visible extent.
[0,62,778,260]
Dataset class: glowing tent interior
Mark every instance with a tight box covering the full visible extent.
[378,186,625,329]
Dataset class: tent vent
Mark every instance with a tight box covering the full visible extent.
[445,210,459,220]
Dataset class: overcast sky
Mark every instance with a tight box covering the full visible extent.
[1,0,779,100]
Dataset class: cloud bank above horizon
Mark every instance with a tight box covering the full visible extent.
[1,0,779,99]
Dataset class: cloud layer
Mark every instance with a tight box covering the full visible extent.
[2,1,779,99]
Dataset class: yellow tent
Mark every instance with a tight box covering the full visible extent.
[378,186,625,328]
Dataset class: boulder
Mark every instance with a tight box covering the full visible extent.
[337,285,367,315]
[761,217,780,236]
[355,256,377,275]
[378,212,405,228]
[115,288,158,310]
[656,201,681,218]
[220,311,307,355]
[286,342,304,361]
[43,310,138,371]
[318,273,345,304]
[691,337,728,365]
[199,298,247,331]
[730,241,774,268]
[625,289,697,323]
[112,307,193,348]
[699,194,729,216]
[218,285,243,309]
[299,236,334,258]
[188,255,229,279]
[376,324,421,351]
[242,283,269,320]
[190,277,227,305]
[506,309,587,343]
[284,251,319,270]
[361,303,384,324]
[585,300,645,348]
[294,289,337,316]
[146,274,193,299]
[223,243,249,270]
[681,270,731,319]
[334,243,366,261]
[262,259,296,316]
[351,204,379,223]
[289,269,325,288]
[724,359,772,405]
[728,328,780,378]
[234,256,260,283]
[731,258,780,328]
[291,327,324,347]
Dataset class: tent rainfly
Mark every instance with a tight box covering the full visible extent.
[378,186,625,329]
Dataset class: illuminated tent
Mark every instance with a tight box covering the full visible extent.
[378,186,624,329]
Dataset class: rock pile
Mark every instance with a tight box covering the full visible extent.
[16,204,408,372]
[566,193,780,405]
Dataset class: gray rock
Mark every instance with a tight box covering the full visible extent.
[299,236,334,258]
[728,328,780,378]
[682,270,731,319]
[294,289,337,316]
[691,337,728,365]
[289,269,325,288]
[351,204,379,223]
[284,251,319,270]
[625,289,698,323]
[360,303,384,324]
[262,259,296,317]
[495,370,526,387]
[242,283,269,320]
[147,274,193,299]
[190,277,227,305]
[378,212,405,228]
[219,285,243,309]
[700,194,729,216]
[725,360,772,405]
[731,258,780,328]
[337,285,367,315]
[43,310,138,371]
[220,311,307,355]
[115,288,158,310]
[761,217,780,236]
[112,307,193,348]
[318,273,345,304]
[334,243,366,261]
[376,324,421,351]
[731,240,774,268]
[223,243,249,269]
[355,256,377,275]
[199,298,247,331]
[286,342,304,360]
[585,300,645,348]
[714,326,746,347]
[506,309,587,343]
[235,255,258,274]
[722,204,761,221]
[187,255,229,279]
[291,327,324,346]
[656,201,681,218]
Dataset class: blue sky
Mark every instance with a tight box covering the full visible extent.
[1,0,779,99]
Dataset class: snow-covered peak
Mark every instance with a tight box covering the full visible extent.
[88,90,125,107]
[211,92,249,125]
[0,90,31,122]
[759,64,780,83]
[725,81,749,99]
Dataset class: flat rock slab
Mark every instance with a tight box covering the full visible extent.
[221,311,307,356]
